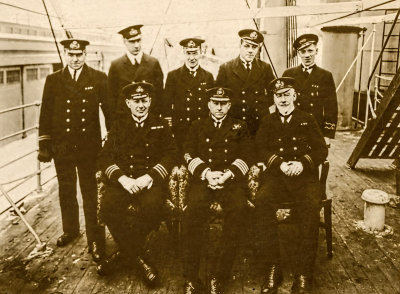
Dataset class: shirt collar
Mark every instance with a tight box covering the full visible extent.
[240,56,252,67]
[278,106,295,122]
[132,113,148,123]
[185,63,199,73]
[126,50,143,65]
[301,63,315,71]
[67,65,83,79]
[211,114,227,124]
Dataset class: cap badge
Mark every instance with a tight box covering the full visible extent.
[70,40,80,49]
[216,88,224,96]
[136,86,144,93]
[129,28,138,36]
[299,38,306,45]
[275,80,284,88]
[187,40,196,48]
[250,31,258,40]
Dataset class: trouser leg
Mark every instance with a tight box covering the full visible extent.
[77,160,105,249]
[54,159,79,236]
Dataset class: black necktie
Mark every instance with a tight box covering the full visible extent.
[73,70,77,81]
[280,113,290,124]
[136,122,144,128]
[215,121,221,128]
[189,71,196,78]
[246,62,251,72]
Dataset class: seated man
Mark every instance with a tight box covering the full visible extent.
[96,82,177,287]
[182,87,252,294]
[254,77,328,294]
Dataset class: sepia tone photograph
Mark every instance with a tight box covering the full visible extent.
[0,0,400,293]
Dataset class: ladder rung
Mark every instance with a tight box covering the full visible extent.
[379,72,395,75]
[381,60,398,63]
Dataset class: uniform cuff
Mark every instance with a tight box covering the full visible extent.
[265,154,284,171]
[105,164,124,182]
[149,163,169,183]
[300,154,314,170]
[230,159,249,177]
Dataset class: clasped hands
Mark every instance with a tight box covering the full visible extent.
[205,170,233,190]
[280,161,304,177]
[118,174,153,195]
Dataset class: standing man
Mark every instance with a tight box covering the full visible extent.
[283,33,338,146]
[216,29,275,135]
[38,39,111,262]
[96,82,177,287]
[164,37,214,158]
[108,25,164,121]
[255,78,328,294]
[182,87,252,294]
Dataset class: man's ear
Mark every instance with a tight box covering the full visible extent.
[125,99,130,107]
[227,102,232,110]
[315,47,318,55]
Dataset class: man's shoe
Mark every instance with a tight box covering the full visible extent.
[209,276,223,294]
[291,275,313,294]
[260,264,283,294]
[137,256,159,287]
[184,279,203,294]
[88,241,105,263]
[56,232,79,247]
[96,251,123,276]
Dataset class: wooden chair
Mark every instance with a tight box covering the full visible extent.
[248,160,333,258]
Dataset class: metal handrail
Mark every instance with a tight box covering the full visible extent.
[0,100,55,215]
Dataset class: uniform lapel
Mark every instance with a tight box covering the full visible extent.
[244,58,262,88]
[219,116,232,137]
[61,66,76,93]
[179,65,194,87]
[75,64,91,92]
[232,56,248,83]
[133,53,150,82]
[122,54,139,79]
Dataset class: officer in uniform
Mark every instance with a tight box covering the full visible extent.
[283,33,338,146]
[38,39,111,262]
[182,87,252,294]
[108,25,164,121]
[216,29,275,135]
[164,37,214,156]
[96,82,177,286]
[254,78,328,294]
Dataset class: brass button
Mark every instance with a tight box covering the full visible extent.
[187,107,190,111]
[187,117,190,121]
[255,100,258,103]
[242,91,245,94]
[209,148,212,152]
[310,103,314,107]
[187,98,190,101]
[208,159,212,163]
[82,99,86,102]
[180,118,183,122]
[130,155,133,158]
[198,97,201,101]
[256,116,259,120]
[224,159,227,162]
[67,100,70,103]
[242,108,246,112]
[130,165,133,168]
[82,128,86,132]
[66,128,70,132]
[293,137,296,140]
[146,156,149,159]
[206,138,210,142]
[82,118,85,122]
[242,116,246,120]
[242,100,246,103]
[198,107,201,110]
[224,139,228,142]
[198,117,201,120]
[255,90,258,94]
[198,87,201,90]
[66,118,70,122]
[255,108,258,112]
[224,149,227,153]
[278,138,282,142]
[145,143,149,147]
[279,148,283,152]
[67,109,70,113]
[294,147,298,151]
[82,109,86,112]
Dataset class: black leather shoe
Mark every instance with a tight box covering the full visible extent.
[56,232,79,247]
[209,276,223,294]
[260,264,283,294]
[96,251,123,276]
[184,280,203,294]
[291,275,313,294]
[88,241,105,263]
[137,256,159,287]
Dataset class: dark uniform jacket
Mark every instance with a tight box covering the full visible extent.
[183,116,252,181]
[97,113,177,186]
[108,53,164,119]
[255,108,328,189]
[163,65,214,150]
[38,64,111,160]
[216,56,275,135]
[283,65,338,138]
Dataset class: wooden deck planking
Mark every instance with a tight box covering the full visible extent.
[0,131,400,293]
